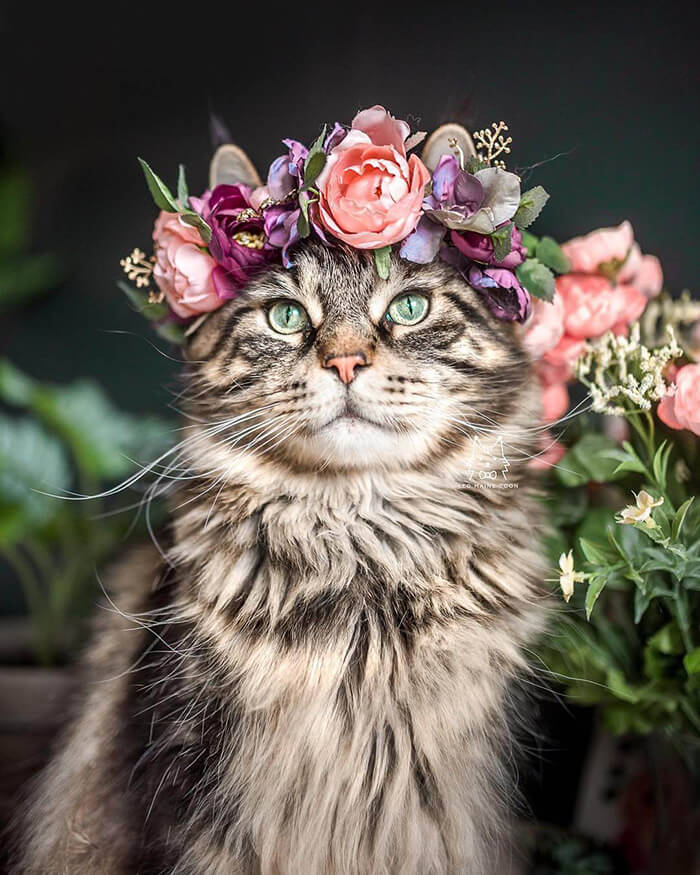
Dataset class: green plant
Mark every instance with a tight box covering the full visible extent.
[0,169,173,664]
[539,322,700,740]
[0,361,172,664]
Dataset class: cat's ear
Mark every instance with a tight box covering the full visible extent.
[421,123,476,171]
[209,143,262,189]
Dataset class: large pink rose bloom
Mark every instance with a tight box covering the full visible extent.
[562,220,634,274]
[152,212,221,319]
[657,363,700,436]
[316,106,430,249]
[556,274,646,340]
[523,291,565,359]
[618,243,663,298]
[562,220,663,298]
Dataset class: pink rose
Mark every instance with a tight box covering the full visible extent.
[537,356,572,387]
[316,106,430,249]
[152,212,221,319]
[657,363,700,436]
[561,220,634,274]
[556,274,646,340]
[618,243,663,298]
[541,381,570,423]
[523,291,565,358]
[542,336,588,380]
[529,433,567,470]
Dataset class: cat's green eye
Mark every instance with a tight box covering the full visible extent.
[385,293,429,326]
[268,300,309,334]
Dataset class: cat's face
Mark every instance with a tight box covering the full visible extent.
[187,243,536,474]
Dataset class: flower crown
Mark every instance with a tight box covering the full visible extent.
[120,105,570,342]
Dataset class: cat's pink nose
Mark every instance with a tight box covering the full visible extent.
[323,353,368,384]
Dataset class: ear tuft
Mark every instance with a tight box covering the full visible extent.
[422,123,476,172]
[209,143,262,189]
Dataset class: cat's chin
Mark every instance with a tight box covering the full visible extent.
[296,415,429,470]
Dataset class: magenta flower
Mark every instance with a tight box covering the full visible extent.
[451,226,526,269]
[190,184,276,297]
[467,264,531,322]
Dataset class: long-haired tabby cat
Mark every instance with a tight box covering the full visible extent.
[15,227,548,873]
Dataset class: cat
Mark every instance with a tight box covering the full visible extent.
[14,242,547,874]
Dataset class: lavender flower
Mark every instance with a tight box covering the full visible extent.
[400,154,521,264]
[467,264,531,322]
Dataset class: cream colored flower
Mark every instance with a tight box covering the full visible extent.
[558,550,586,603]
[617,490,664,528]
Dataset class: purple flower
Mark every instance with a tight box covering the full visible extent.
[400,155,484,263]
[467,264,531,322]
[451,225,526,269]
[191,184,277,296]
[324,122,348,152]
[261,134,341,267]
[264,203,301,268]
[267,139,308,200]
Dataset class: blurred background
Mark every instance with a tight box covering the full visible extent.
[1,1,697,871]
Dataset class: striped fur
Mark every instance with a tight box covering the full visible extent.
[15,243,548,874]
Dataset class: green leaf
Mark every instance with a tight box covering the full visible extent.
[684,647,700,676]
[299,190,310,222]
[535,236,571,274]
[30,379,172,481]
[489,222,513,263]
[374,246,392,280]
[179,211,212,244]
[585,574,607,620]
[606,668,641,704]
[0,170,30,256]
[556,434,628,486]
[512,185,549,229]
[177,164,189,207]
[0,415,71,539]
[648,622,684,655]
[138,158,179,212]
[465,155,488,174]
[515,258,555,302]
[675,584,692,649]
[519,229,539,256]
[302,126,327,189]
[579,537,616,566]
[154,320,187,345]
[652,439,673,490]
[634,586,652,623]
[0,359,36,406]
[672,497,694,541]
[117,281,170,321]
[610,449,647,476]
[297,208,310,239]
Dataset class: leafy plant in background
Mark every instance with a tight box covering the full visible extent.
[0,172,173,664]
[538,301,700,740]
[0,166,59,313]
[0,360,173,665]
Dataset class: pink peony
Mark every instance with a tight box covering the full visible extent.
[541,336,588,380]
[618,243,663,298]
[523,291,565,359]
[529,433,567,470]
[152,212,221,319]
[657,363,700,436]
[541,381,570,423]
[561,220,634,274]
[315,105,430,249]
[556,274,646,340]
